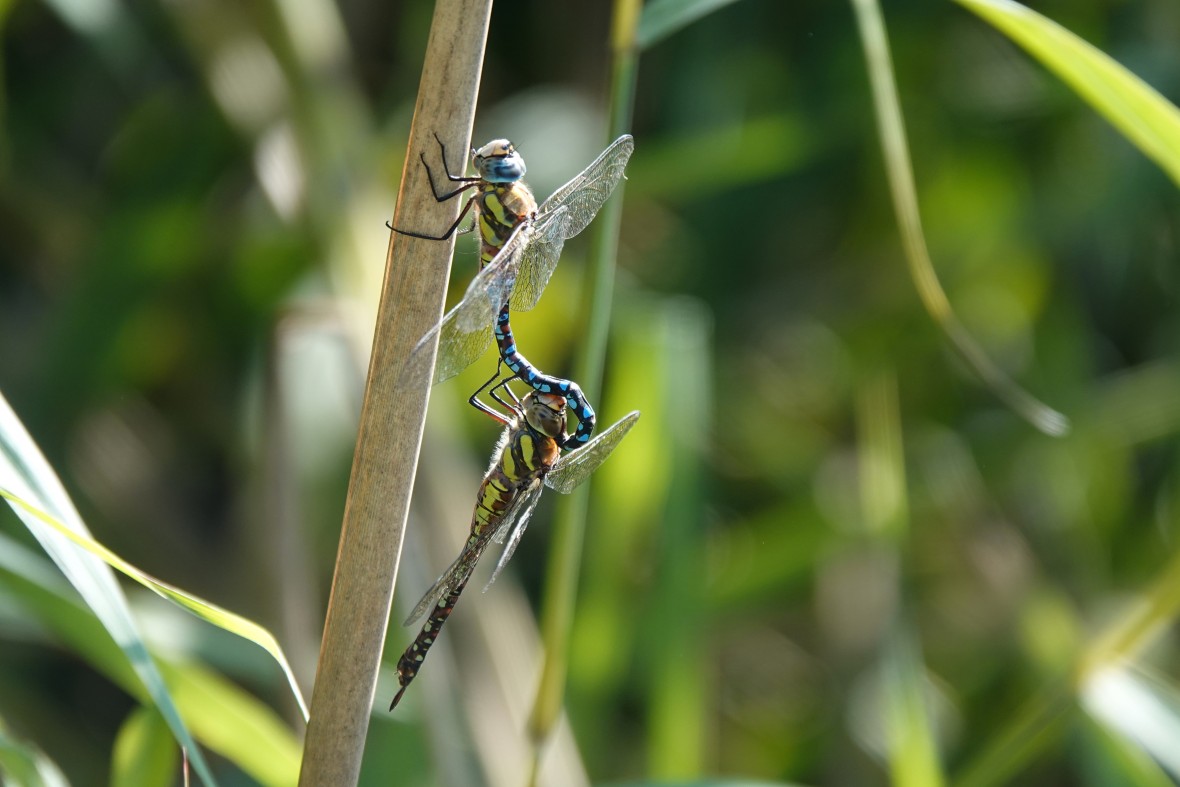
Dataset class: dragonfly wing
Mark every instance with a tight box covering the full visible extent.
[513,136,633,311]
[536,135,635,240]
[403,547,481,626]
[408,239,525,385]
[545,410,641,494]
[510,207,572,312]
[483,481,543,592]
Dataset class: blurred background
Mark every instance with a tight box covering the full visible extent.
[3,0,1180,784]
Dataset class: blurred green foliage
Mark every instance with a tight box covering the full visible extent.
[3,0,1180,785]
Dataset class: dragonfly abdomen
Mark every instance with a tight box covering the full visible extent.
[476,182,536,267]
[494,305,597,448]
[391,421,558,709]
[392,572,470,709]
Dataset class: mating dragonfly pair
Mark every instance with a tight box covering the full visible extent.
[389,133,638,708]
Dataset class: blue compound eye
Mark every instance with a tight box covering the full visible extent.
[473,139,526,183]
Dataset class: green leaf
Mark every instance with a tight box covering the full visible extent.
[0,487,309,721]
[0,391,218,785]
[956,0,1180,188]
[0,531,302,787]
[157,660,302,787]
[112,707,179,787]
[0,717,69,787]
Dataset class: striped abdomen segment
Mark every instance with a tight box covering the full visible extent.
[494,304,596,448]
[390,426,553,709]
[391,567,473,709]
[476,182,536,268]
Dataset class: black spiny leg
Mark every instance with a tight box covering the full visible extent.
[387,132,481,240]
[468,365,515,426]
[428,132,482,195]
[489,374,522,412]
[390,194,477,241]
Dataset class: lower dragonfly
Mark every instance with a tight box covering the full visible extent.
[394,133,633,440]
[390,376,640,709]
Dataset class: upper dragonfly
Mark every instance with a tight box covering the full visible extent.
[396,133,635,387]
[389,376,640,709]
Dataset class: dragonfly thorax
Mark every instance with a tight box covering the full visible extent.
[521,390,567,440]
[473,139,526,183]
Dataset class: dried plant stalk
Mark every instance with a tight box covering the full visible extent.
[297,1,492,784]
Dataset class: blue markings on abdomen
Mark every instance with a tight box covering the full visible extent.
[494,305,596,447]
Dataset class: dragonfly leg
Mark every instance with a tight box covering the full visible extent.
[468,366,515,427]
[490,373,523,411]
[390,193,477,241]
[386,214,475,235]
[494,304,596,448]
[421,151,480,202]
[431,131,483,187]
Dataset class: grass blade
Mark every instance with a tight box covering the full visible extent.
[882,633,945,787]
[529,0,642,768]
[0,531,302,786]
[0,716,69,787]
[956,0,1180,188]
[1082,667,1180,782]
[0,488,309,720]
[851,0,1070,438]
[0,391,218,786]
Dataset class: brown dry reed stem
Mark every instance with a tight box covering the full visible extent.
[297,1,492,784]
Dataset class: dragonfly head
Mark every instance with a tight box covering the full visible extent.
[521,391,567,440]
[472,139,527,183]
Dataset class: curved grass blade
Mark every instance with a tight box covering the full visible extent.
[851,0,1070,437]
[0,717,69,787]
[0,531,302,787]
[956,0,1180,188]
[0,392,219,786]
[0,488,309,721]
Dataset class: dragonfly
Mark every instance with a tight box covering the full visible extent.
[389,375,640,709]
[396,134,635,409]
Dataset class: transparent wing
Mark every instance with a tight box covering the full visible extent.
[508,208,572,313]
[545,410,641,494]
[403,544,483,626]
[536,135,635,240]
[400,226,529,388]
[482,481,544,592]
[513,135,635,311]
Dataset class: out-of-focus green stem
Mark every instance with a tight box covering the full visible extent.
[528,0,642,763]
